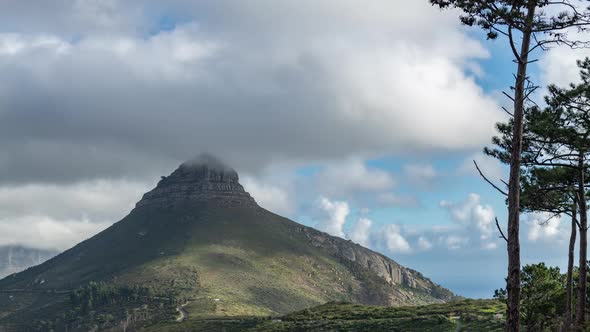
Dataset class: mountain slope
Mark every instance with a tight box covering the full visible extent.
[0,155,455,330]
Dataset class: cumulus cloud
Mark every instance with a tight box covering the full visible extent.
[540,47,588,88]
[349,217,372,247]
[526,213,566,243]
[472,204,495,240]
[379,224,412,253]
[241,176,294,215]
[313,199,413,254]
[316,196,350,237]
[440,193,497,248]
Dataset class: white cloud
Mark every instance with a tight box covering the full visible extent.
[540,46,588,89]
[241,177,293,215]
[0,216,111,251]
[349,217,372,247]
[440,193,497,248]
[417,236,433,251]
[440,195,475,224]
[380,224,411,253]
[473,204,495,240]
[0,179,149,250]
[316,196,350,238]
[315,159,395,196]
[0,180,148,222]
[526,213,565,243]
[0,34,70,56]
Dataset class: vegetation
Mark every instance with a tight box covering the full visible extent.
[495,263,566,331]
[484,59,590,330]
[0,205,451,330]
[68,282,154,315]
[147,299,505,332]
[429,1,590,330]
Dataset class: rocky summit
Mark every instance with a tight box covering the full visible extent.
[0,155,455,331]
[137,155,257,208]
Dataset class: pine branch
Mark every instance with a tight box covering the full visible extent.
[496,217,508,243]
[474,160,508,196]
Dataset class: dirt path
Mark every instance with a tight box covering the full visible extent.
[176,302,189,322]
[450,316,461,332]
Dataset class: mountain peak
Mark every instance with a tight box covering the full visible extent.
[136,154,257,208]
[180,154,235,173]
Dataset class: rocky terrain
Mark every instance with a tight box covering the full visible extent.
[298,226,449,299]
[136,155,257,209]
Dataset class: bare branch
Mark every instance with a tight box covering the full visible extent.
[502,91,516,102]
[539,212,561,226]
[474,160,509,196]
[496,217,508,243]
[508,26,522,64]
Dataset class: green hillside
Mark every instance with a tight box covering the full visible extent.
[147,299,505,332]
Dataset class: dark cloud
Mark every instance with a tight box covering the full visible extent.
[0,0,503,185]
[0,1,506,255]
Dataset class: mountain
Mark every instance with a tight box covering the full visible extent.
[0,246,57,279]
[0,155,455,331]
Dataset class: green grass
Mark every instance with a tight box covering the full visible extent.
[146,299,505,332]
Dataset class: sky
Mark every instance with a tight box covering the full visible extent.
[0,0,588,299]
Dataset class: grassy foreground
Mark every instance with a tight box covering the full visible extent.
[146,299,505,332]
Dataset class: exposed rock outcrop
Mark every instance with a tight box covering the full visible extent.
[136,154,258,208]
[297,226,454,301]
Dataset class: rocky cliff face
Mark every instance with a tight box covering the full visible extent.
[0,246,57,279]
[296,225,453,301]
[136,154,258,208]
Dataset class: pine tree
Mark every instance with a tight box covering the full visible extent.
[429,2,590,330]
[486,59,590,329]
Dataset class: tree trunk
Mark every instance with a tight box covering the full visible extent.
[565,200,577,331]
[577,155,588,329]
[506,5,535,332]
